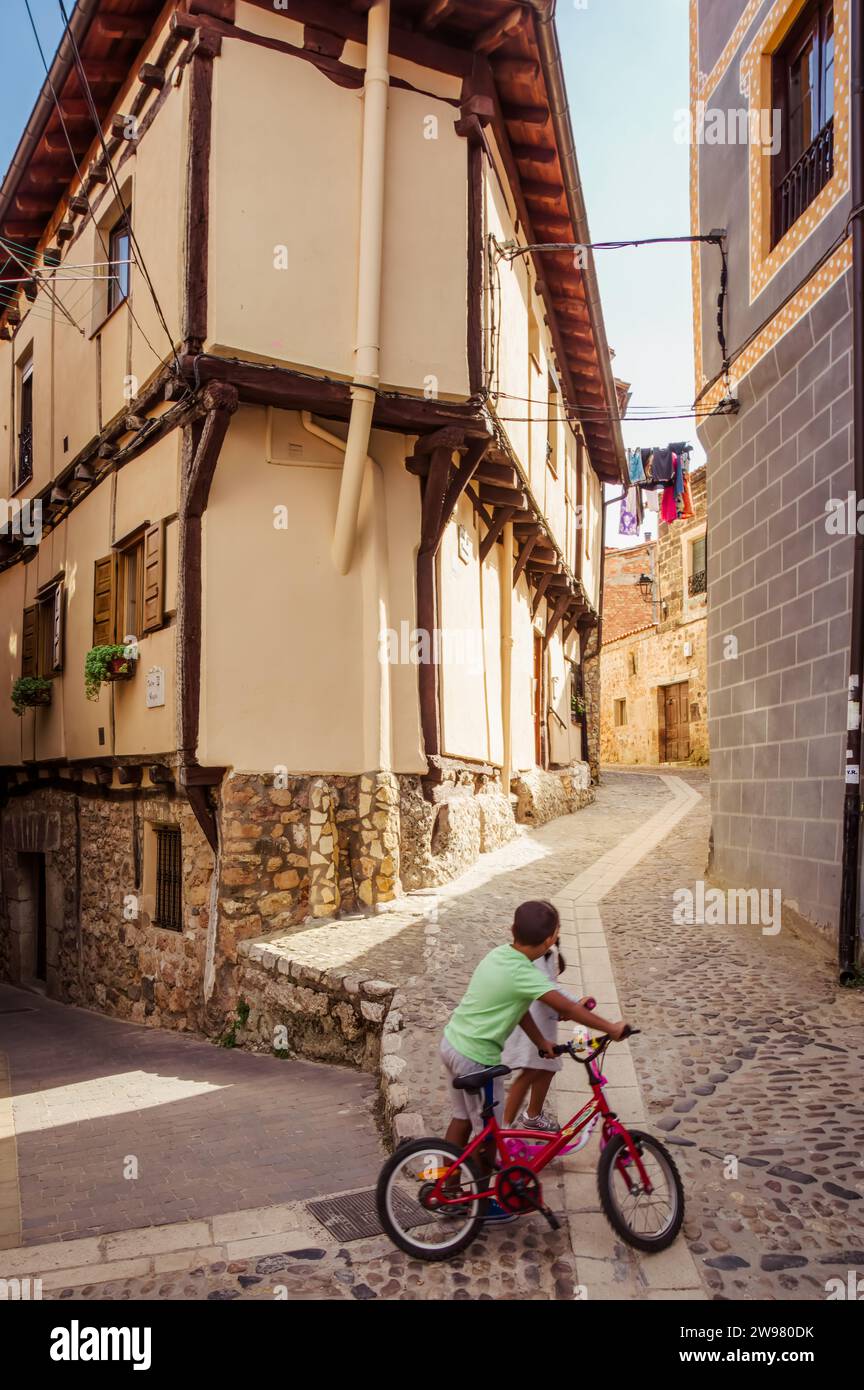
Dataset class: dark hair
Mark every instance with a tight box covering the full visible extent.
[545,945,567,974]
[513,899,560,947]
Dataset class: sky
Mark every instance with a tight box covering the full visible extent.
[0,0,696,548]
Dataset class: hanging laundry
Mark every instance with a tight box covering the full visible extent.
[619,487,639,536]
[650,447,676,485]
[673,451,685,500]
[643,488,660,513]
[660,484,678,524]
[678,470,695,520]
[628,447,645,484]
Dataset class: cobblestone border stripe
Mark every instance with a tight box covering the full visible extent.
[0,1195,351,1292]
[553,775,707,1299]
[0,1053,22,1252]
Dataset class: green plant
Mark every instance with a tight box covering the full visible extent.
[84,644,135,701]
[218,997,250,1048]
[571,693,586,720]
[11,676,52,716]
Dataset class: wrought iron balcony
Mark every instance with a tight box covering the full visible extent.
[689,569,708,597]
[776,117,834,243]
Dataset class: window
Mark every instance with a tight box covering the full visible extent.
[153,825,182,932]
[629,650,638,677]
[118,536,144,642]
[108,211,131,314]
[93,523,164,647]
[21,584,64,679]
[547,375,560,478]
[15,358,33,491]
[689,534,708,597]
[772,2,835,243]
[614,698,627,727]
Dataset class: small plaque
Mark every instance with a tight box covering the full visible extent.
[846,765,860,785]
[146,667,165,709]
[457,524,472,565]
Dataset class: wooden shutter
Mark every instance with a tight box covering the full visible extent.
[21,606,38,677]
[142,522,164,633]
[93,555,115,646]
[52,583,65,672]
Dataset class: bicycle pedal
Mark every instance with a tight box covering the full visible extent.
[541,1206,561,1232]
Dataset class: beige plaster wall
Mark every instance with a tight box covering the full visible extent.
[199,406,423,776]
[208,37,468,397]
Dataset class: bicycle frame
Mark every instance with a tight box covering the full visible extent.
[430,1043,655,1210]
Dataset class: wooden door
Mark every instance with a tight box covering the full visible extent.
[659,681,690,762]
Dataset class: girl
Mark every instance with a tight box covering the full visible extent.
[501,907,578,1131]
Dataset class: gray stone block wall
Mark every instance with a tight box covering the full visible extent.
[701,272,854,932]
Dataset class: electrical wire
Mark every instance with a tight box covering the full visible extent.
[17,0,176,372]
[56,0,182,375]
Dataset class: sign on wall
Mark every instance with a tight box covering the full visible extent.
[146,668,165,709]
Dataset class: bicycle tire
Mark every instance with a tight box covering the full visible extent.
[376,1138,485,1262]
[597,1129,685,1253]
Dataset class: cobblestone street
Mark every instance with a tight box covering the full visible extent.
[4,769,863,1302]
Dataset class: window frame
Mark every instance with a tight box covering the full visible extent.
[771,0,835,244]
[14,355,34,494]
[107,209,132,316]
[152,824,183,933]
[114,528,146,645]
[614,697,628,728]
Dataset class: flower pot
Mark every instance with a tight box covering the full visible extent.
[22,688,52,709]
[105,656,136,682]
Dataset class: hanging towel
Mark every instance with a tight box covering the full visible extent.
[644,488,660,513]
[673,452,685,500]
[661,484,678,524]
[619,487,639,536]
[628,447,645,484]
[678,471,695,520]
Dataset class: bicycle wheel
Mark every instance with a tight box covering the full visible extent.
[597,1129,684,1252]
[376,1138,485,1261]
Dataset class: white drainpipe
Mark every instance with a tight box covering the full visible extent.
[332,0,391,576]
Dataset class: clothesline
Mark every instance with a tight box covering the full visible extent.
[619,442,696,535]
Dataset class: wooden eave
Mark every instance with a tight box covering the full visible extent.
[0,0,166,310]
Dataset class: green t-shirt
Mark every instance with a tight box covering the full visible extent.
[444,944,553,1067]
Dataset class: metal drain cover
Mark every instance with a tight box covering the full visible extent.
[307,1188,426,1243]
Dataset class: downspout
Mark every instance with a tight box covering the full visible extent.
[301,412,393,772]
[332,0,391,575]
[839,0,864,981]
[500,520,514,802]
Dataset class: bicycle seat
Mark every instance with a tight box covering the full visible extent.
[452,1064,510,1092]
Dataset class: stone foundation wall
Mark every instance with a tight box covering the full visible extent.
[0,783,213,1031]
[234,935,399,1073]
[511,763,594,826]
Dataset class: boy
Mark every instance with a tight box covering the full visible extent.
[441,899,628,1154]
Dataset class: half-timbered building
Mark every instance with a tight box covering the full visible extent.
[0,0,625,1030]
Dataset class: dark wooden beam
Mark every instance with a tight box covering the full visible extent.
[479,505,517,563]
[513,528,541,587]
[421,0,456,30]
[501,104,549,126]
[492,58,540,81]
[545,593,572,645]
[117,766,143,787]
[476,459,518,485]
[532,573,552,618]
[474,7,526,55]
[182,33,220,353]
[511,144,557,165]
[94,16,151,40]
[477,483,527,509]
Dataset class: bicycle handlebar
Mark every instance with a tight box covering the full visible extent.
[552,1025,641,1057]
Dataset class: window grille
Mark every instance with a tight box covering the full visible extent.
[154,825,182,931]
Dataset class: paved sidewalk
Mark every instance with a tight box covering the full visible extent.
[0,987,381,1247]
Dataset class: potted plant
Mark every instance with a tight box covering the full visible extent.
[85,644,137,701]
[11,676,52,716]
[571,692,586,723]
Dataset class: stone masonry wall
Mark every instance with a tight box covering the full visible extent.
[0,783,213,1030]
[698,272,854,935]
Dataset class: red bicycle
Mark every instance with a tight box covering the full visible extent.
[376,1026,684,1262]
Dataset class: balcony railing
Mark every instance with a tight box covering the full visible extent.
[17,424,33,487]
[776,117,834,243]
[689,569,707,597]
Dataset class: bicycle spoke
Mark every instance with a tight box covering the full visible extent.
[384,1146,482,1253]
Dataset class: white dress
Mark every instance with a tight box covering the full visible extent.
[501,947,575,1074]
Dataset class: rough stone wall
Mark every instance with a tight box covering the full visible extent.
[581,626,601,783]
[399,766,516,891]
[511,763,593,825]
[699,273,854,935]
[600,469,709,767]
[233,940,398,1071]
[600,624,709,765]
[0,785,212,1031]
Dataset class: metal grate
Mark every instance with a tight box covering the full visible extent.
[307,1188,427,1243]
[777,118,834,242]
[154,825,182,931]
[688,569,707,596]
